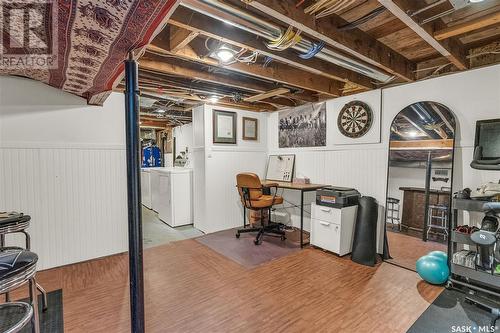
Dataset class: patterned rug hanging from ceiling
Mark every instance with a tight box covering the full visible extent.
[0,0,179,105]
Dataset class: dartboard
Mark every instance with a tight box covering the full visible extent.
[337,101,373,138]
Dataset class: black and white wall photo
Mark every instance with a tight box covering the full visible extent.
[278,102,327,148]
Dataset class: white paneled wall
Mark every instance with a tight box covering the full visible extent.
[267,64,500,253]
[173,123,194,155]
[0,146,127,270]
[204,150,267,233]
[266,147,388,250]
[192,104,268,233]
[0,77,128,270]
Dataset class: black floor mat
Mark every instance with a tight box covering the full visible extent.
[0,289,63,333]
[408,288,499,333]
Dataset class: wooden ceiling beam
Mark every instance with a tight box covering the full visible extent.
[140,120,171,129]
[378,0,468,70]
[141,53,270,94]
[434,11,500,41]
[244,88,290,102]
[239,0,415,81]
[390,139,454,150]
[148,42,320,102]
[137,82,278,112]
[169,6,374,89]
[139,55,297,107]
[147,41,323,101]
[170,26,200,53]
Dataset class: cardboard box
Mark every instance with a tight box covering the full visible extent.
[248,209,269,227]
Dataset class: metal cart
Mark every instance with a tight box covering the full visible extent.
[449,198,500,297]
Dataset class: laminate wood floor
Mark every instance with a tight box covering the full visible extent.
[386,230,447,271]
[10,239,442,332]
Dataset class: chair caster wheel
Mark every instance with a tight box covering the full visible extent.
[445,281,453,289]
[254,239,261,245]
[281,235,286,241]
[236,233,240,239]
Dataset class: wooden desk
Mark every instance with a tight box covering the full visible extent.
[262,180,326,248]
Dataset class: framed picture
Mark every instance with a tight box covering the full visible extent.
[279,102,326,148]
[213,110,237,144]
[242,117,258,140]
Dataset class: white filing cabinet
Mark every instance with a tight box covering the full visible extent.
[310,202,357,256]
[155,168,193,227]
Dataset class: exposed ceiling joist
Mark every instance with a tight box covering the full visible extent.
[147,41,323,101]
[139,54,299,107]
[390,139,454,150]
[140,119,171,129]
[169,6,374,89]
[241,0,415,82]
[140,54,265,93]
[401,114,434,139]
[378,0,468,70]
[244,88,290,102]
[169,26,200,53]
[137,85,278,112]
[434,11,500,41]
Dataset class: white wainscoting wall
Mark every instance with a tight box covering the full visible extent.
[192,104,268,234]
[0,77,128,270]
[267,64,500,253]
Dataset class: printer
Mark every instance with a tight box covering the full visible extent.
[316,186,360,208]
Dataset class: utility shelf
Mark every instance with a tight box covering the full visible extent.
[451,263,499,289]
[450,231,476,246]
[452,198,489,212]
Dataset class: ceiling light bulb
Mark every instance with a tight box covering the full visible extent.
[469,0,484,3]
[408,131,418,137]
[157,109,166,113]
[208,95,219,103]
[215,47,235,63]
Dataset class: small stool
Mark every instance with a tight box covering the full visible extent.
[386,197,401,231]
[427,204,449,241]
[0,302,34,333]
[0,247,40,333]
[0,214,47,311]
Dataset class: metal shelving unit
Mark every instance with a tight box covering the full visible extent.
[449,198,500,295]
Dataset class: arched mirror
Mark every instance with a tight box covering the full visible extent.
[384,101,456,271]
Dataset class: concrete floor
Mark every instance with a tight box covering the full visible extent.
[142,206,203,248]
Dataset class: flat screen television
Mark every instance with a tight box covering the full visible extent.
[475,119,500,160]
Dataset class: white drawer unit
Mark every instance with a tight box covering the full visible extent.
[310,202,357,256]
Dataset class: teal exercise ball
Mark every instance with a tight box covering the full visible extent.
[427,250,448,263]
[416,255,450,285]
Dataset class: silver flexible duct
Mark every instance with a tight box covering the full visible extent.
[181,0,394,83]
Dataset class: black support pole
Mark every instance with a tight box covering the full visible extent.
[422,151,432,242]
[124,54,145,333]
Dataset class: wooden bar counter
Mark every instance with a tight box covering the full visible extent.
[399,187,451,233]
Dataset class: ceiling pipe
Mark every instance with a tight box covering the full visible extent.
[180,0,393,83]
[409,0,447,17]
